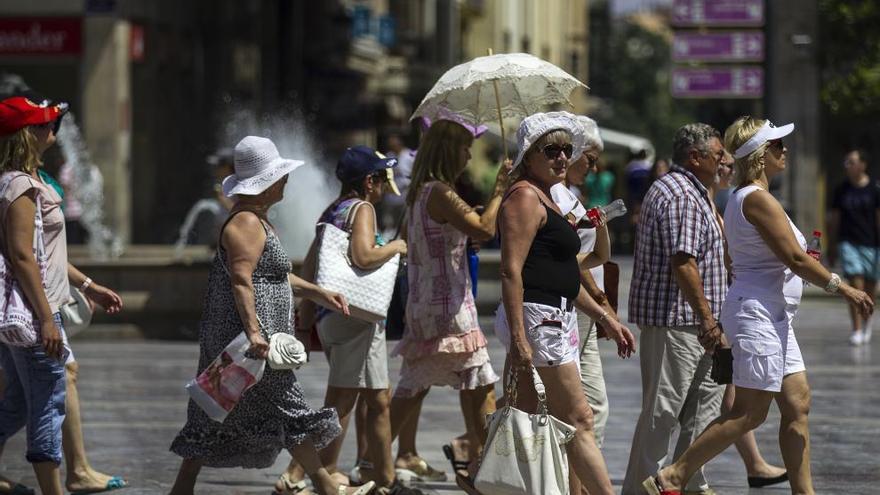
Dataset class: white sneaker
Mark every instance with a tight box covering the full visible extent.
[850,330,865,346]
[864,328,873,344]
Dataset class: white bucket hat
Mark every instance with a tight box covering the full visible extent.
[575,115,604,154]
[222,136,305,197]
[733,120,794,159]
[512,111,585,172]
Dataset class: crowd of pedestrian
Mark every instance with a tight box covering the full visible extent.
[0,86,875,495]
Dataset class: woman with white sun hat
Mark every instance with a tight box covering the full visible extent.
[169,136,374,495]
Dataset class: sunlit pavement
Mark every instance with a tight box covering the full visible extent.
[1,280,878,494]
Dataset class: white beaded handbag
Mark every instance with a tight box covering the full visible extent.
[314,201,400,322]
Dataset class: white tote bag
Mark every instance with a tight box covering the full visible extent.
[475,367,576,495]
[314,201,399,322]
[0,173,47,347]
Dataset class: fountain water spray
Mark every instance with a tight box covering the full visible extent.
[56,114,123,259]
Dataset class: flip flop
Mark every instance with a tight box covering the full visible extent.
[442,443,470,477]
[454,471,481,495]
[642,475,681,495]
[0,483,34,495]
[337,481,375,495]
[394,458,446,482]
[70,476,128,495]
[274,473,314,495]
[748,472,788,488]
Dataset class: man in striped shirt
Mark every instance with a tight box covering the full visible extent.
[622,123,727,495]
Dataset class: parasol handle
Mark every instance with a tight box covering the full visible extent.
[488,48,508,159]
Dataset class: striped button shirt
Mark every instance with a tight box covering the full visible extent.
[628,165,727,327]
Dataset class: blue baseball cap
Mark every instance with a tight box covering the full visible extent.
[336,145,400,195]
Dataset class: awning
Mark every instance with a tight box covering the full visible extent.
[598,128,655,159]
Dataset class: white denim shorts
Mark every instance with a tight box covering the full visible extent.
[720,293,806,392]
[494,301,580,367]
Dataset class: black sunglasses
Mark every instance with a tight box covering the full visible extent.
[34,116,63,135]
[768,139,784,150]
[542,143,574,160]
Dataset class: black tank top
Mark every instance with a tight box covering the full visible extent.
[522,202,582,306]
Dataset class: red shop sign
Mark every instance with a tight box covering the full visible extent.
[0,18,82,56]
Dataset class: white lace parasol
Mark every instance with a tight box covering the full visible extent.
[411,53,588,126]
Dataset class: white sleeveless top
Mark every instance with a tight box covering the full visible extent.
[724,185,806,304]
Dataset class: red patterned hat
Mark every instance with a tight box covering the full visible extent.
[0,96,68,136]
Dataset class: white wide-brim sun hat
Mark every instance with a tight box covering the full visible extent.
[511,111,585,172]
[222,135,305,197]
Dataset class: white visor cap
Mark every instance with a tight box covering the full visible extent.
[733,120,795,159]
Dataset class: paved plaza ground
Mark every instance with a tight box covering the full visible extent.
[1,278,878,493]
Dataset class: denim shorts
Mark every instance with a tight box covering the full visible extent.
[0,313,68,464]
[840,241,880,280]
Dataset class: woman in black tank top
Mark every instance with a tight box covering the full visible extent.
[498,112,636,495]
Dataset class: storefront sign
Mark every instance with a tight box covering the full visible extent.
[0,18,81,56]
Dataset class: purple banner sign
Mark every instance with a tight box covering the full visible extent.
[671,67,763,98]
[672,0,764,27]
[673,32,764,62]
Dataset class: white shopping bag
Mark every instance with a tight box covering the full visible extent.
[186,332,265,422]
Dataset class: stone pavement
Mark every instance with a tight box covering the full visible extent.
[1,297,878,494]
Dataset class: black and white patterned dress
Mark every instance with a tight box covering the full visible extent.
[170,215,340,468]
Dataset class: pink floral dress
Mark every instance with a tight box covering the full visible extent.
[392,182,498,397]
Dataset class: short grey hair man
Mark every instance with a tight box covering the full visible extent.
[622,122,727,494]
[672,123,722,167]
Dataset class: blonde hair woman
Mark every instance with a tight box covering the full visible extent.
[645,117,873,495]
[0,96,125,495]
[390,118,510,492]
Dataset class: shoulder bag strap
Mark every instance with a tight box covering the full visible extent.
[33,194,47,277]
[344,200,380,236]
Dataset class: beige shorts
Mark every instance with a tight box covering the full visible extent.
[318,312,389,389]
[495,301,580,367]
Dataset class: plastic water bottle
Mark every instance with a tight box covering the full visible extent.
[804,230,822,287]
[587,199,627,226]
[806,230,822,261]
